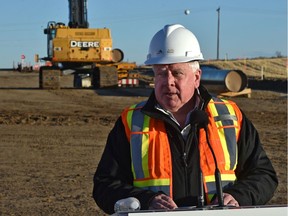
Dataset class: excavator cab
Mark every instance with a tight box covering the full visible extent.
[43,21,58,60]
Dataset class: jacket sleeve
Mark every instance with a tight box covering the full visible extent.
[92,117,158,215]
[223,111,278,206]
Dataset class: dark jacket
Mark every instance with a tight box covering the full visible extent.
[93,85,278,215]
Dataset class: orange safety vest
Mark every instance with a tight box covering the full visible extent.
[121,98,243,202]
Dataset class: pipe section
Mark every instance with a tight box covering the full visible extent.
[200,66,248,93]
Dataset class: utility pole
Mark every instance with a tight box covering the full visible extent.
[216,7,220,60]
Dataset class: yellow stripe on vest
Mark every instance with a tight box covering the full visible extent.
[209,101,231,171]
[127,104,136,131]
[224,102,239,170]
[127,104,142,179]
[142,115,150,178]
[133,178,170,187]
[204,174,236,182]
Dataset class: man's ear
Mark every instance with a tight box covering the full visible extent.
[195,69,202,88]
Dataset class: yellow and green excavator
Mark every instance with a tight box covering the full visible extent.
[38,0,135,89]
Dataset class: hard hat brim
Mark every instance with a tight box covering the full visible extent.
[144,55,204,65]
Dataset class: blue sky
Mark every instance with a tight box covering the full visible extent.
[0,0,286,68]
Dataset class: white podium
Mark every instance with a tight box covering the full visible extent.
[114,205,288,216]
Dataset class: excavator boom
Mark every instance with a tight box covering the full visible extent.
[68,0,89,28]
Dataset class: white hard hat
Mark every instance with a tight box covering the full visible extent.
[144,24,204,65]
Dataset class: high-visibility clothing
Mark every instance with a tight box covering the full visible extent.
[121,97,243,202]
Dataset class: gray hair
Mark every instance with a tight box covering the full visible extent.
[152,61,200,73]
[188,61,200,72]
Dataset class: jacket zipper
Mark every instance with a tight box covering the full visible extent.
[183,125,197,198]
[165,120,191,197]
[182,151,189,196]
[182,152,188,167]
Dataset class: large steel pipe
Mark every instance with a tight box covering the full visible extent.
[200,66,248,93]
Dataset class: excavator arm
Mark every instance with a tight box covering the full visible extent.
[68,0,89,28]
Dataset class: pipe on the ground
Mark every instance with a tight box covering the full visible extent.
[200,66,248,93]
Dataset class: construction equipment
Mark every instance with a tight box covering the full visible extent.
[38,0,135,89]
[113,62,137,79]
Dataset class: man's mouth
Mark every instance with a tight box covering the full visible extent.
[165,92,177,96]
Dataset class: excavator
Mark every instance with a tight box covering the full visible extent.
[37,0,136,89]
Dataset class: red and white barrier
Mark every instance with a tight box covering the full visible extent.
[118,78,139,87]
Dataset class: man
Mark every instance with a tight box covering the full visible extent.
[93,24,278,214]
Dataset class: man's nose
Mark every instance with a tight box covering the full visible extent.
[166,72,176,85]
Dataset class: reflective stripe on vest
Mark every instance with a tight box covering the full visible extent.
[121,97,242,200]
[200,98,241,202]
[122,101,173,197]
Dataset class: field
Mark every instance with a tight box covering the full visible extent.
[0,58,287,215]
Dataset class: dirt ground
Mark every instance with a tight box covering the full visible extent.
[0,71,287,215]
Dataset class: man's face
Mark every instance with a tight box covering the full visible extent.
[153,62,201,113]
